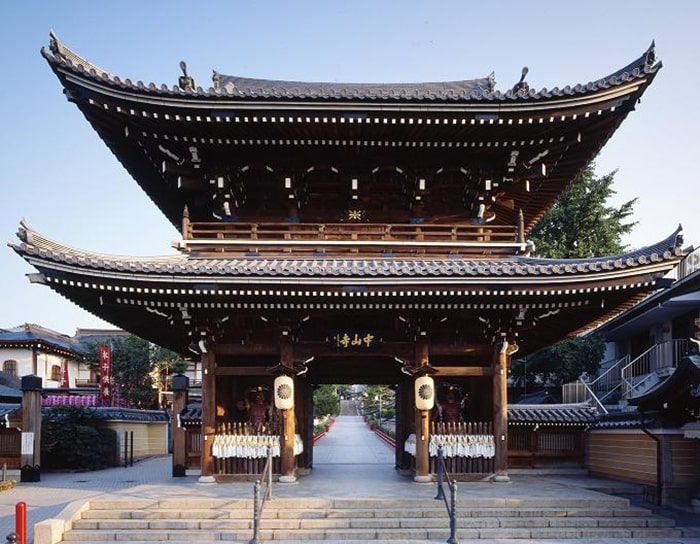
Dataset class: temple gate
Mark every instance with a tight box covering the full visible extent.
[11,34,685,483]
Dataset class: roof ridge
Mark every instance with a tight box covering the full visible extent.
[42,31,660,102]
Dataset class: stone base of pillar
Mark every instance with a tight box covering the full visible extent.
[20,465,40,483]
[278,474,298,484]
[198,475,216,484]
[491,473,511,483]
[413,475,432,484]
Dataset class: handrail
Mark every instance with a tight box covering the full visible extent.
[576,354,630,412]
[621,339,689,398]
[434,445,459,544]
[249,447,273,544]
[580,380,608,414]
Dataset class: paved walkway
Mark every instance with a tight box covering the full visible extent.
[0,415,697,542]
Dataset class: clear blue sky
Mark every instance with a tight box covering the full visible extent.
[2,1,699,335]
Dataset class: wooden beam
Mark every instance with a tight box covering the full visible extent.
[213,341,487,360]
[215,366,272,376]
[433,366,492,377]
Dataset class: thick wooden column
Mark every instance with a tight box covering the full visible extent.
[279,334,297,483]
[492,340,510,482]
[414,341,431,483]
[199,350,217,482]
[20,375,42,482]
[171,374,189,477]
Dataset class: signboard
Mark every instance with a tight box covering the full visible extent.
[99,344,112,402]
[21,432,34,456]
[330,330,378,351]
[60,358,70,388]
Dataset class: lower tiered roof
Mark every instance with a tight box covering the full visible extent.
[9,221,685,358]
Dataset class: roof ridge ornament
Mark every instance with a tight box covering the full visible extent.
[645,41,656,68]
[178,61,195,91]
[511,66,529,94]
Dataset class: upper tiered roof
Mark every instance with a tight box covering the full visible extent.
[42,33,661,233]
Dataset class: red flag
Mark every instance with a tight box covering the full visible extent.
[60,359,70,388]
[99,345,112,402]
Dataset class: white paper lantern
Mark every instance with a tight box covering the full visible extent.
[274,375,294,410]
[414,375,435,411]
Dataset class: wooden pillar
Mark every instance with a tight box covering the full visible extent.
[199,350,216,483]
[20,375,43,482]
[279,334,297,483]
[171,374,189,477]
[414,341,431,483]
[492,340,510,482]
[31,347,38,376]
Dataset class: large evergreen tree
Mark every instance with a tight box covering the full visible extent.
[529,164,637,258]
[512,164,636,389]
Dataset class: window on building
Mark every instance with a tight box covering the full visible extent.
[2,360,17,376]
[51,364,62,382]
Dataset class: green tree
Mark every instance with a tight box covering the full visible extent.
[512,334,606,388]
[42,406,118,470]
[313,384,340,418]
[529,164,637,258]
[361,385,395,422]
[513,164,635,388]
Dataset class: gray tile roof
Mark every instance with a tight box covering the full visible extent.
[9,221,684,282]
[43,32,659,104]
[0,324,81,355]
[181,403,597,426]
[508,404,598,425]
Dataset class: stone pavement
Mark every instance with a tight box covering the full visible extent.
[0,415,697,543]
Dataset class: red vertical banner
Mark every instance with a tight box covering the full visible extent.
[99,345,112,403]
[60,359,70,388]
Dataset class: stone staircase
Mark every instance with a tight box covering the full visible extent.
[52,496,700,542]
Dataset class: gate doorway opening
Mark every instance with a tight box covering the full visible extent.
[311,385,396,464]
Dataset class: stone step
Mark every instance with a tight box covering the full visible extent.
[87,496,632,510]
[52,541,700,544]
[80,505,655,521]
[56,497,700,543]
[71,514,676,531]
[60,526,690,541]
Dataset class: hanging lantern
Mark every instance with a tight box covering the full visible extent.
[274,375,294,410]
[414,375,435,411]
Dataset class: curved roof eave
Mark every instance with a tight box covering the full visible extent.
[628,355,700,408]
[42,31,661,107]
[9,220,685,285]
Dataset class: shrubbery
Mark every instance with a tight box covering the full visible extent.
[41,406,118,470]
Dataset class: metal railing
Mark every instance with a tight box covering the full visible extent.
[249,448,273,544]
[621,339,689,398]
[434,445,459,544]
[568,354,631,413]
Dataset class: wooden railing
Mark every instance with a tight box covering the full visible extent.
[0,429,20,469]
[428,421,495,475]
[175,220,527,257]
[212,422,282,476]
